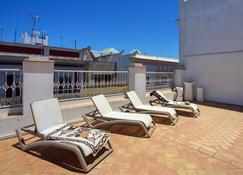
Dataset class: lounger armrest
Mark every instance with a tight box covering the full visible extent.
[81,115,95,128]
[119,103,134,111]
[22,123,35,128]
[149,99,163,106]
[85,109,101,117]
[21,124,37,135]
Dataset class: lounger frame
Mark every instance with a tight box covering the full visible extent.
[85,110,156,138]
[15,123,112,173]
[120,102,179,126]
[149,92,200,118]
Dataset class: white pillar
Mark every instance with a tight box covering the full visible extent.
[197,88,204,102]
[175,69,184,87]
[128,63,146,99]
[21,56,54,126]
[184,82,194,101]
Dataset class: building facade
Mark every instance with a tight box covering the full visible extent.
[179,0,243,105]
[0,42,115,101]
[95,49,179,72]
[0,42,115,70]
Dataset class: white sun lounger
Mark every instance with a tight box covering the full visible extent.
[121,91,179,125]
[149,90,200,117]
[15,98,112,173]
[85,94,156,137]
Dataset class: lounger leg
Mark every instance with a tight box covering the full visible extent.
[84,140,113,172]
[195,109,200,118]
[138,121,156,138]
[170,114,179,126]
[145,121,156,138]
[15,129,26,150]
[15,128,112,173]
[191,108,200,118]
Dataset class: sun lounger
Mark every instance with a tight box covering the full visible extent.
[149,90,200,117]
[121,91,179,125]
[85,94,156,137]
[15,98,112,173]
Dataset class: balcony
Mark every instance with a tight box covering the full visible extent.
[0,66,243,174]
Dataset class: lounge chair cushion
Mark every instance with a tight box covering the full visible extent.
[126,91,143,108]
[136,105,177,116]
[31,98,64,133]
[127,91,176,116]
[103,111,153,127]
[155,91,199,111]
[91,95,113,116]
[168,101,198,111]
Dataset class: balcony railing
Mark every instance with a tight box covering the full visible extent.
[146,72,174,90]
[0,69,22,108]
[53,70,128,100]
[0,69,175,106]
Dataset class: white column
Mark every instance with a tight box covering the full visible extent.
[197,88,204,102]
[175,69,184,87]
[128,63,146,99]
[21,56,54,126]
[184,82,194,101]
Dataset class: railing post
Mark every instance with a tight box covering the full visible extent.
[20,56,54,126]
[128,63,146,99]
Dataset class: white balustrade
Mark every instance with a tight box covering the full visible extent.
[0,69,22,107]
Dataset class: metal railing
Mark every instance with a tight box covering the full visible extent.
[0,69,22,108]
[146,72,174,90]
[53,70,128,100]
[0,69,175,106]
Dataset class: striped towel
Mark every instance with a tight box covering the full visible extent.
[45,124,109,156]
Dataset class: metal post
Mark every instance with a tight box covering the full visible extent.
[14,28,17,42]
[0,27,4,41]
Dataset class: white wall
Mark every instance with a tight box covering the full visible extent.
[22,59,54,126]
[183,53,243,105]
[180,0,243,105]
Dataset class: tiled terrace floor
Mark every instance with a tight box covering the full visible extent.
[0,102,243,175]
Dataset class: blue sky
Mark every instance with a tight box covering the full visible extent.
[0,0,179,58]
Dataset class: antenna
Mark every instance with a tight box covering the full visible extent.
[29,13,40,37]
[14,28,17,42]
[41,31,47,45]
[74,39,77,49]
[0,27,4,41]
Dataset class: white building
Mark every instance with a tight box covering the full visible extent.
[179,0,243,105]
[21,31,48,46]
[95,48,179,72]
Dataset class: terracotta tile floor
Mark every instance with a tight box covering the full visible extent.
[1,102,243,175]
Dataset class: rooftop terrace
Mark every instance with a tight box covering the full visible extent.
[1,98,243,175]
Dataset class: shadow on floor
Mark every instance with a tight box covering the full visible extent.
[90,121,152,137]
[175,110,195,118]
[149,115,177,126]
[12,142,110,173]
[193,101,243,113]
